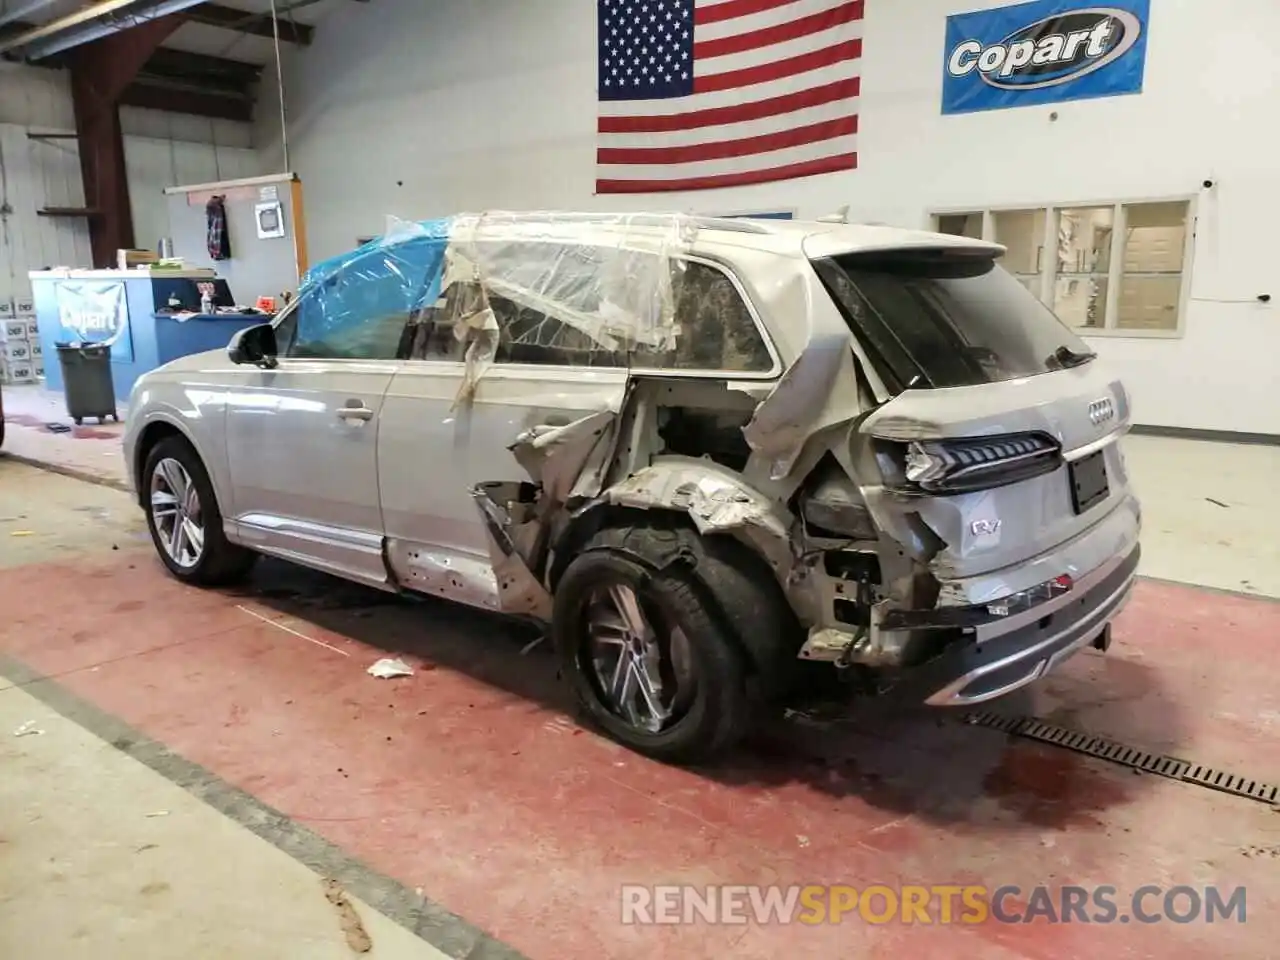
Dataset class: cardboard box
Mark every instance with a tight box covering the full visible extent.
[28,339,42,360]
[4,361,35,383]
[0,299,13,319]
[23,319,38,339]
[14,299,34,317]
[117,248,158,270]
[3,340,32,362]
[1,319,25,341]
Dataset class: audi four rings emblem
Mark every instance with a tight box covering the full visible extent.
[1088,398,1116,425]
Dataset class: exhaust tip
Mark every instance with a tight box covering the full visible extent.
[1091,626,1112,653]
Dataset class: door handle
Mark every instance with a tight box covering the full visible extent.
[337,404,374,422]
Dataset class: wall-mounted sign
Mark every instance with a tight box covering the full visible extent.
[256,200,286,240]
[941,0,1150,115]
[54,280,133,362]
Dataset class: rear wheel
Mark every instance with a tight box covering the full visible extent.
[143,436,256,586]
[553,523,754,764]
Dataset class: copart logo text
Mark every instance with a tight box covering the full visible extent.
[947,8,1142,90]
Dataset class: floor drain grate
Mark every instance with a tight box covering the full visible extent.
[962,711,1278,808]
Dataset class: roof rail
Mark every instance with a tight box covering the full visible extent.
[690,216,772,234]
[452,211,774,235]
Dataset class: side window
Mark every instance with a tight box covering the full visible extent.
[284,253,430,360]
[655,261,774,373]
[272,301,299,355]
[484,248,773,373]
[403,285,476,362]
[492,293,625,367]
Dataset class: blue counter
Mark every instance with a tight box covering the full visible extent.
[30,269,265,399]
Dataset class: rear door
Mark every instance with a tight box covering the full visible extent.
[812,248,1133,578]
[378,291,632,562]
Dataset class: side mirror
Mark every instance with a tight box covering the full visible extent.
[228,323,279,369]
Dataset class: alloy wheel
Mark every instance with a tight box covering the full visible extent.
[150,457,205,569]
[584,583,695,734]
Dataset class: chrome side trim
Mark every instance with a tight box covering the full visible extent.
[235,513,384,554]
[924,564,1137,707]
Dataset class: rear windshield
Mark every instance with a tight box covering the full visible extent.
[812,249,1094,393]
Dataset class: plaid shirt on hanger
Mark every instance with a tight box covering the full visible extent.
[206,195,232,261]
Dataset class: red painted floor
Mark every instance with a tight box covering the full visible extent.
[2,549,1276,959]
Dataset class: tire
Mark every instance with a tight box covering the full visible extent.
[552,521,756,764]
[142,435,257,586]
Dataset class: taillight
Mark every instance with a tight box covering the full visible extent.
[875,432,1062,495]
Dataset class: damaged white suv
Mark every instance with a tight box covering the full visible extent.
[123,212,1140,763]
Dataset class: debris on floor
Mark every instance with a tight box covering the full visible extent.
[12,720,44,737]
[366,657,414,679]
[145,810,170,818]
[9,531,34,538]
[322,878,372,954]
[44,422,72,434]
[1241,844,1279,858]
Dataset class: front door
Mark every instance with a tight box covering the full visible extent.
[223,280,412,588]
[224,360,396,586]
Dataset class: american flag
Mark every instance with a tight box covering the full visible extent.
[596,0,863,194]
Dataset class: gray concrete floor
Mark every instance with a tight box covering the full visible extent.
[0,685,449,960]
[0,459,450,960]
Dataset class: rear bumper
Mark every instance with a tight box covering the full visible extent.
[913,542,1140,706]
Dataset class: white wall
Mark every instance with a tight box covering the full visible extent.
[265,0,1280,434]
[0,62,263,306]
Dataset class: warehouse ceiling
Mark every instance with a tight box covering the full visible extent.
[0,0,361,122]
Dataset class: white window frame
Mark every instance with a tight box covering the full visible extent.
[929,194,1198,339]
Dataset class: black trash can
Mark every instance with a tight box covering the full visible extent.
[55,342,117,425]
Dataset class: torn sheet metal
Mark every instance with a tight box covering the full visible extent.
[600,459,795,574]
[509,410,617,506]
[742,332,863,480]
[471,482,554,620]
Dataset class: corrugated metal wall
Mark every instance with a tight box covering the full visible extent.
[0,63,264,308]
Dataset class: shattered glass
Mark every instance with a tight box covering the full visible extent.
[288,211,773,380]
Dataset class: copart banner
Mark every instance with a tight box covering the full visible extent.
[941,0,1150,115]
[54,280,133,362]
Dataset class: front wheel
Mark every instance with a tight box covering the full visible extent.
[553,524,752,764]
[143,436,257,586]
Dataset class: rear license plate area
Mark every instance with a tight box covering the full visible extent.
[1069,450,1109,514]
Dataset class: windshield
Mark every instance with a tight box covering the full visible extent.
[812,249,1094,393]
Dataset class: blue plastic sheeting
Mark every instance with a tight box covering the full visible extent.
[293,217,452,360]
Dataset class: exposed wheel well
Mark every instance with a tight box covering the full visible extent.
[132,421,186,506]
